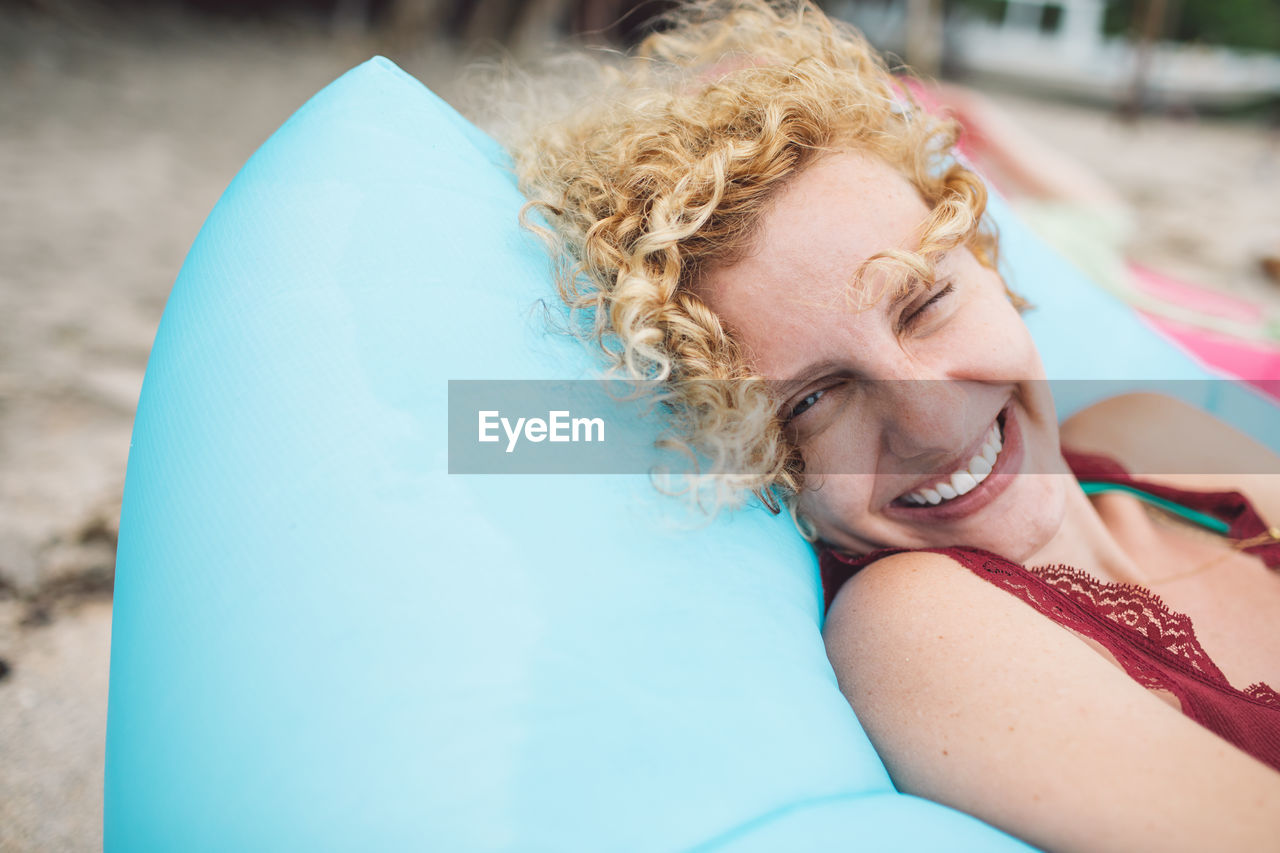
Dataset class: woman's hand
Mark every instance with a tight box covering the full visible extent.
[822,550,1280,853]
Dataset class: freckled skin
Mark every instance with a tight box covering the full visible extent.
[700,152,1280,853]
[697,151,1071,561]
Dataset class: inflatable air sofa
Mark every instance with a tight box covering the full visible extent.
[104,58,1278,850]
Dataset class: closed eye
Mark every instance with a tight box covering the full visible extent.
[900,281,954,330]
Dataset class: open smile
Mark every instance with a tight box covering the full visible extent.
[882,404,1025,523]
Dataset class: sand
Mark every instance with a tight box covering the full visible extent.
[1,7,1277,850]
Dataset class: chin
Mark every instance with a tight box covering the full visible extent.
[982,401,1070,561]
[979,468,1068,562]
[932,432,1070,562]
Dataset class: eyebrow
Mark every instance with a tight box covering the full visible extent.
[887,281,920,310]
[857,246,948,309]
[843,263,926,317]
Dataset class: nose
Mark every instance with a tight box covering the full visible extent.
[866,368,989,467]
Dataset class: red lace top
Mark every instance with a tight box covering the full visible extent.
[820,449,1280,773]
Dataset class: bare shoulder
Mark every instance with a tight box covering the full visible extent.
[820,545,1280,852]
[820,549,1066,775]
[821,549,1063,703]
[822,549,992,653]
[823,548,1031,639]
[1059,391,1280,520]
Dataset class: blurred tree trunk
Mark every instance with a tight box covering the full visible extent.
[1123,0,1169,119]
[507,0,572,52]
[905,0,944,76]
[387,0,439,31]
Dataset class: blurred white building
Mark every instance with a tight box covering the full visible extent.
[831,0,1280,108]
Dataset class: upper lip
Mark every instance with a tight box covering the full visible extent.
[887,410,1003,505]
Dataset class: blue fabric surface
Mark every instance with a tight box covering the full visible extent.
[105,56,1269,850]
[990,180,1277,436]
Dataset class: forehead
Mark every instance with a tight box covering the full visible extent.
[697,150,931,376]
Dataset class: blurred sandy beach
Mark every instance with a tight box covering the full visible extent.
[1,3,1277,849]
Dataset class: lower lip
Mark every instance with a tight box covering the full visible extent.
[881,405,1026,524]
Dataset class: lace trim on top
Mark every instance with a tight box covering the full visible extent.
[1247,682,1280,705]
[928,547,1280,713]
[821,448,1280,768]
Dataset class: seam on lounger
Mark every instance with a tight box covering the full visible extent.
[681,790,887,852]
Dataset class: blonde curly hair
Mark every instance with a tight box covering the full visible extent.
[507,0,1010,513]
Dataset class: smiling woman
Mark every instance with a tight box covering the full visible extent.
[512,0,1013,511]
[511,0,1280,849]
[695,149,1069,561]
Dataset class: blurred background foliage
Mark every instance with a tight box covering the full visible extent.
[935,0,1280,52]
[11,0,1280,50]
[1101,0,1280,52]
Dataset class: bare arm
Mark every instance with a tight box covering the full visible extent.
[823,551,1280,853]
[1059,391,1280,524]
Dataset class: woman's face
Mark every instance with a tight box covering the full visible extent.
[697,151,1069,560]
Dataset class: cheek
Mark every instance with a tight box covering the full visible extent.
[954,284,1043,377]
[998,296,1042,367]
[797,474,877,542]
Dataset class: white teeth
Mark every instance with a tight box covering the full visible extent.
[898,415,1006,507]
[969,455,993,477]
[951,470,978,495]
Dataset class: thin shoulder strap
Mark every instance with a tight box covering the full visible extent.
[1064,448,1280,568]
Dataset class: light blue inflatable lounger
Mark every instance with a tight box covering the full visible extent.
[104,58,1277,850]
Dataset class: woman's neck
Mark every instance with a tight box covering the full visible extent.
[1024,484,1148,586]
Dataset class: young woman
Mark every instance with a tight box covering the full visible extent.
[509,1,1280,848]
